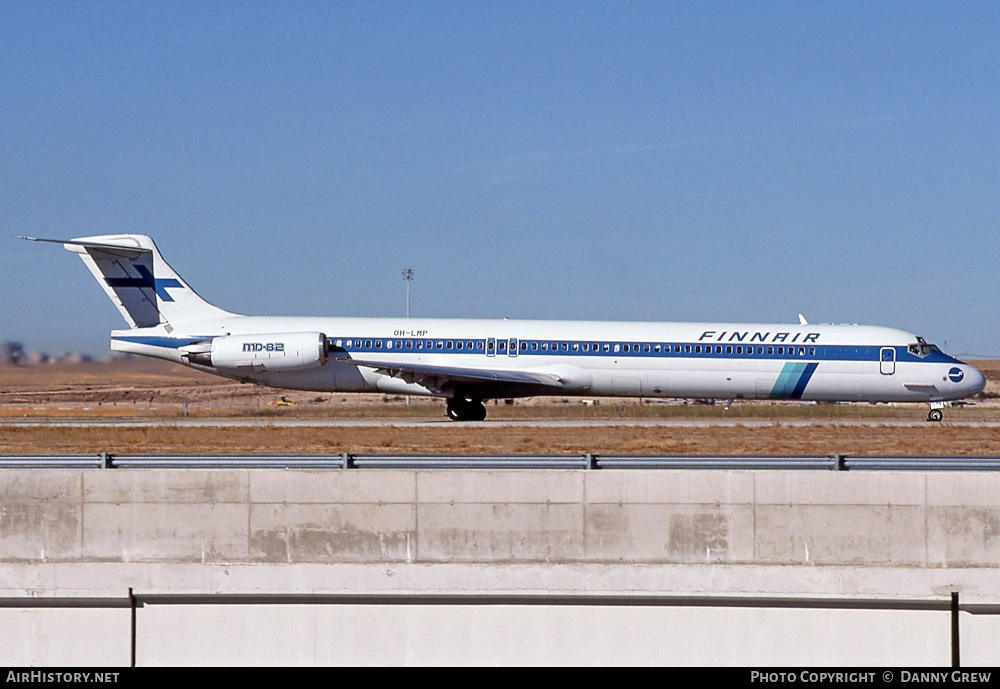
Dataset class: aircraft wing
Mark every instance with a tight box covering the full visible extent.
[331,356,564,395]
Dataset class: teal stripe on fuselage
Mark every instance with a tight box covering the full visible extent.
[770,362,819,399]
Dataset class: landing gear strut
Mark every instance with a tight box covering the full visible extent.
[446,397,487,422]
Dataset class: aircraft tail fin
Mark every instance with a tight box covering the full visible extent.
[20,234,234,329]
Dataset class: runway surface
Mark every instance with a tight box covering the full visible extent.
[3,417,1000,428]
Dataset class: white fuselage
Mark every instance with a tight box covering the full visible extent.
[110,316,986,404]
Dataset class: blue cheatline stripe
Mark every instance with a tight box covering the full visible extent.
[770,362,819,399]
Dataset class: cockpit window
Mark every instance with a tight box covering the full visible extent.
[908,337,942,358]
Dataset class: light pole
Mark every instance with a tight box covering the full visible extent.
[402,268,414,406]
[402,268,413,318]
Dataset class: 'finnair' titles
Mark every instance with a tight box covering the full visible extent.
[699,331,821,343]
[22,234,985,422]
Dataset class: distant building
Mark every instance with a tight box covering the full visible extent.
[23,352,50,366]
[0,341,24,365]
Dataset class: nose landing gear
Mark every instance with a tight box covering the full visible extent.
[927,401,945,422]
[446,397,488,422]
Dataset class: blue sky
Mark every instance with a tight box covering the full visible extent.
[3,2,998,357]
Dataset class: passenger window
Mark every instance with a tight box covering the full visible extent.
[406,340,413,349]
[644,344,650,352]
[603,343,610,352]
[456,341,463,350]
[809,347,815,356]
[582,343,589,352]
[613,344,620,353]
[572,342,579,351]
[623,344,630,353]
[726,346,733,354]
[376,340,382,348]
[532,342,539,351]
[521,341,528,351]
[693,345,700,353]
[541,342,548,351]
[715,346,722,354]
[736,346,742,354]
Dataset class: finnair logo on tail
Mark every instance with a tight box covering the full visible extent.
[104,265,183,301]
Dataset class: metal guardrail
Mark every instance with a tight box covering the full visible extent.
[110,454,349,469]
[0,454,108,469]
[351,454,590,469]
[840,455,1000,471]
[597,454,837,470]
[4,453,1000,470]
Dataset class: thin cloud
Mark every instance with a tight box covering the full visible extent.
[457,133,749,178]
[458,113,925,182]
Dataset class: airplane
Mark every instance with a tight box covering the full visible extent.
[21,234,986,422]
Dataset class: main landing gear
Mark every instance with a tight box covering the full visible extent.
[927,402,945,423]
[446,397,487,422]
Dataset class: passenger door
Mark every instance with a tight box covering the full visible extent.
[880,347,895,375]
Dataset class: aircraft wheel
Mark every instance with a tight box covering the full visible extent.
[446,398,469,421]
[927,409,943,422]
[446,398,487,422]
[469,400,487,421]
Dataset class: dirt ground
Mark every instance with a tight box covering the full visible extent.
[2,358,999,455]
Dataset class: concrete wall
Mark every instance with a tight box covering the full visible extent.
[1,468,999,665]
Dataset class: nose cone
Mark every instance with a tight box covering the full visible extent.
[965,364,987,397]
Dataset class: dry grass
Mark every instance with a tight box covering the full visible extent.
[2,423,999,456]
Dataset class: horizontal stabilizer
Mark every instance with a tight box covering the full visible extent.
[18,236,152,257]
